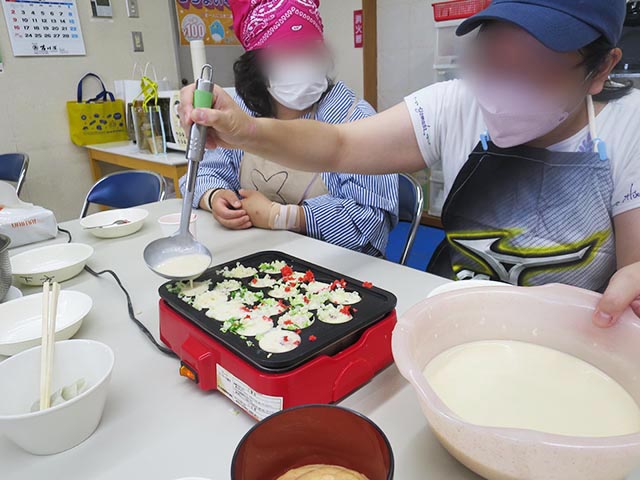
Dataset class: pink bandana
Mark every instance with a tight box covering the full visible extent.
[230,0,324,51]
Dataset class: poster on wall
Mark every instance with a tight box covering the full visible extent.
[1,0,86,56]
[175,0,240,47]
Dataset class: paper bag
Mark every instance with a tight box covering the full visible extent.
[0,182,57,248]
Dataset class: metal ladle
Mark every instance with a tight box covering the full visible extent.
[143,65,215,281]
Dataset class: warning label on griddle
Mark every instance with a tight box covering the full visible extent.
[216,364,283,420]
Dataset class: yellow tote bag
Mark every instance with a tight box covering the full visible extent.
[66,73,129,146]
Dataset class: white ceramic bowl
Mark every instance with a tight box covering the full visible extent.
[0,290,93,356]
[158,213,197,238]
[1,286,22,303]
[80,208,148,239]
[10,243,93,286]
[0,339,114,455]
[393,283,640,480]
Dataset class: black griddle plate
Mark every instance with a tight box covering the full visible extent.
[159,251,397,373]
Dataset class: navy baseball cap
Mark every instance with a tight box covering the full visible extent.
[456,0,627,52]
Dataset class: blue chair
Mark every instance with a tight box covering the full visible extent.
[0,153,29,196]
[393,173,425,265]
[80,170,166,218]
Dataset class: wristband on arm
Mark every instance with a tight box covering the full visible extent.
[268,203,303,232]
[206,189,223,211]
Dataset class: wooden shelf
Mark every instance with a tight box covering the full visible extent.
[421,212,443,229]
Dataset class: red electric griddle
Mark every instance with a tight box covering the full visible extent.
[158,251,398,420]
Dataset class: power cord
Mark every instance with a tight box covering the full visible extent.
[57,226,72,243]
[57,226,177,358]
[83,265,177,358]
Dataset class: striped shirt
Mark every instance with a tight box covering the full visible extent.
[180,81,399,257]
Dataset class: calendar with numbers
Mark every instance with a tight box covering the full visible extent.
[1,0,86,56]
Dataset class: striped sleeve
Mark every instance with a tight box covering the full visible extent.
[303,173,399,256]
[179,147,243,208]
[302,82,399,256]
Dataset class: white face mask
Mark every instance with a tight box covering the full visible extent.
[266,58,329,111]
[469,74,589,148]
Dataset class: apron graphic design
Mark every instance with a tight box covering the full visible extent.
[238,98,360,205]
[249,170,289,204]
[239,151,329,205]
[428,141,616,291]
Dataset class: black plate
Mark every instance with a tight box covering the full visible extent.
[159,251,397,373]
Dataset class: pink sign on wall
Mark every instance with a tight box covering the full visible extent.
[354,9,363,48]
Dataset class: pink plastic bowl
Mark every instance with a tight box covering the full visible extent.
[392,283,640,480]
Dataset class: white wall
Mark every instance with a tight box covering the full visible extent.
[0,0,179,221]
[320,0,364,100]
[377,0,437,110]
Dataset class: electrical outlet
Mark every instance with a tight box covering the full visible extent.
[126,0,140,18]
[132,31,144,52]
[90,0,113,18]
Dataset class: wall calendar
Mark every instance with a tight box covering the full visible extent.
[1,0,86,56]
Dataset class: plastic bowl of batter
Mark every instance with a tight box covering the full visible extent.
[393,283,640,480]
[231,405,394,480]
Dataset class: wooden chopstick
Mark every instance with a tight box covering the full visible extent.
[39,281,50,410]
[45,283,60,406]
[39,281,60,411]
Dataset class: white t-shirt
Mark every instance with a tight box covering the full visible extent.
[405,79,640,217]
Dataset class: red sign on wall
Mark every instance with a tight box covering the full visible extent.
[354,9,363,48]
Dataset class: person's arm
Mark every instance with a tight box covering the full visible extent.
[613,209,640,268]
[302,173,399,256]
[593,208,640,327]
[178,84,426,175]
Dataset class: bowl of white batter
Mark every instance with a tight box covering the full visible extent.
[393,283,640,480]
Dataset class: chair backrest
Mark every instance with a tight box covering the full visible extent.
[80,170,166,218]
[396,173,425,265]
[0,153,29,196]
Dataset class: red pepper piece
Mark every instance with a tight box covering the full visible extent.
[330,279,347,291]
[280,265,293,278]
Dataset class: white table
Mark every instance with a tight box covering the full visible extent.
[0,200,482,480]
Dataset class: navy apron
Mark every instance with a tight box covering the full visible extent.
[427,140,616,292]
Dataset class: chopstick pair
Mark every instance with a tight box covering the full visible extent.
[39,281,60,411]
